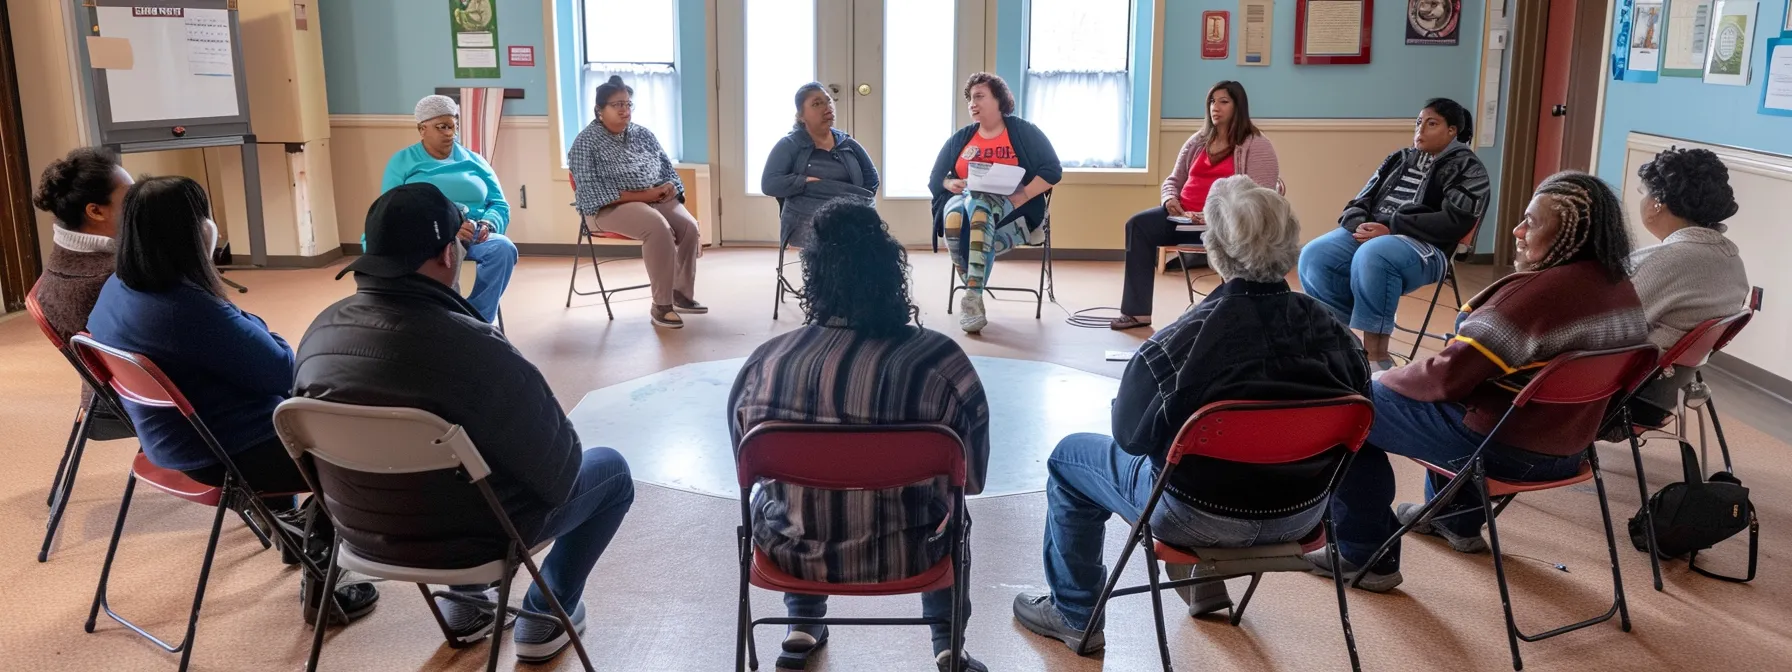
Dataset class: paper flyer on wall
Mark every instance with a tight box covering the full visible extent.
[1239,0,1273,66]
[1663,0,1715,77]
[1627,1,1665,82]
[1760,38,1792,117]
[1704,0,1759,86]
[450,0,500,79]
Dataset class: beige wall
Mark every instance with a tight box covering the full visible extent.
[328,116,1411,252]
[11,1,84,264]
[1620,133,1789,381]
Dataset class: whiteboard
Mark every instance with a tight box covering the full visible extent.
[95,6,240,123]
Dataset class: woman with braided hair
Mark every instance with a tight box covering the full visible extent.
[1313,171,1649,591]
[1624,147,1749,427]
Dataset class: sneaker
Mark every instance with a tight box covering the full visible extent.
[776,626,828,670]
[935,649,989,672]
[958,293,987,334]
[433,588,516,647]
[650,305,684,329]
[1302,549,1403,593]
[1011,592,1103,655]
[1164,564,1232,617]
[301,577,380,626]
[513,602,586,663]
[1396,502,1489,554]
[673,292,708,314]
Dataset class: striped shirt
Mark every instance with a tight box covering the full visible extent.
[728,324,990,583]
[568,121,683,215]
[1375,152,1435,220]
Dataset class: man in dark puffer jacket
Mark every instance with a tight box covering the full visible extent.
[294,184,634,663]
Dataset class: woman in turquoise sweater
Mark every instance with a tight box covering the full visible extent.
[378,94,516,322]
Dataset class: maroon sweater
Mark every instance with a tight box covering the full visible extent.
[1381,261,1648,456]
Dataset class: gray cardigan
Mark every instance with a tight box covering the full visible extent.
[1629,226,1750,350]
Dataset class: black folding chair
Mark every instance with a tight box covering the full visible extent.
[1078,397,1374,672]
[1353,345,1659,670]
[940,192,1055,319]
[1392,220,1481,361]
[564,174,651,319]
[772,199,804,320]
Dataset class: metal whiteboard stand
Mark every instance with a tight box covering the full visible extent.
[106,135,265,293]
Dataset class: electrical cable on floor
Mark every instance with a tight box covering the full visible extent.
[1066,306,1127,329]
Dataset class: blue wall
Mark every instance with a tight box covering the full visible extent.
[1597,0,1792,187]
[1159,0,1485,118]
[321,0,709,161]
[320,0,549,116]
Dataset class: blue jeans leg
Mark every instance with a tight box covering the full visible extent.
[520,447,636,613]
[1042,433,1156,630]
[1346,236,1444,335]
[1297,228,1362,327]
[464,234,518,323]
[782,530,971,655]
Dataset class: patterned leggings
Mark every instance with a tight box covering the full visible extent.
[944,192,1025,293]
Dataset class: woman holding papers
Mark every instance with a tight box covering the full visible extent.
[929,72,1062,333]
[1110,81,1279,330]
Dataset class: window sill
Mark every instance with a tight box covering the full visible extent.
[1056,167,1156,187]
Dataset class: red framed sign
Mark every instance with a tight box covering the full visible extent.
[1201,11,1230,60]
[1294,0,1373,65]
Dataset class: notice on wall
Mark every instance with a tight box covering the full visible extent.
[1663,0,1714,77]
[1759,38,1792,116]
[185,12,233,76]
[1203,11,1230,59]
[1239,0,1273,66]
[1704,0,1758,86]
[1628,1,1665,82]
[1304,1,1365,55]
[450,0,500,79]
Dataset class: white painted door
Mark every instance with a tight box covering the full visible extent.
[716,0,984,246]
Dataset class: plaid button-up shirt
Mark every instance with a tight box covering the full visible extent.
[568,121,683,215]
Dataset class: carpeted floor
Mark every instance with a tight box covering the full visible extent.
[1,249,1786,671]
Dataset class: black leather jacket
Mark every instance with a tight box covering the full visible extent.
[1112,279,1370,516]
[293,273,581,568]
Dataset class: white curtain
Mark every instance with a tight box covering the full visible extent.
[1025,70,1130,168]
[582,63,683,162]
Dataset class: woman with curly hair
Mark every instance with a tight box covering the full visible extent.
[726,201,992,671]
[1626,147,1749,426]
[1318,172,1648,591]
[928,72,1062,333]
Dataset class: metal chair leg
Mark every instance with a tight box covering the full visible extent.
[1229,574,1264,626]
[773,242,787,320]
[46,397,88,507]
[515,546,596,672]
[1326,515,1363,672]
[1405,275,1448,361]
[1589,449,1632,631]
[1626,413,1665,591]
[1141,531,1175,671]
[1696,372,1736,474]
[1476,460,1525,671]
[306,539,343,671]
[736,523,754,672]
[86,472,137,633]
[1077,512,1151,657]
[42,398,97,562]
[563,232,583,308]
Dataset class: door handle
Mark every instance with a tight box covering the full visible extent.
[857,83,872,96]
[1551,104,1568,117]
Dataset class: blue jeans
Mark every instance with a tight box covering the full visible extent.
[783,527,970,656]
[1043,433,1317,630]
[1330,383,1585,569]
[463,234,518,323]
[1297,228,1447,335]
[453,447,634,613]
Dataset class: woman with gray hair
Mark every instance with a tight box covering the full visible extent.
[1013,175,1369,653]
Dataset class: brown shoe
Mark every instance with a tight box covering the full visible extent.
[650,305,684,328]
[673,292,708,314]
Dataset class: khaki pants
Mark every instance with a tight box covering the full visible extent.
[588,201,700,306]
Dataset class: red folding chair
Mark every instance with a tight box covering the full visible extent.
[733,422,971,672]
[1354,345,1659,671]
[1079,396,1374,672]
[1620,310,1754,590]
[564,173,651,318]
[24,281,137,562]
[68,335,315,671]
[1393,219,1482,361]
[1159,178,1288,304]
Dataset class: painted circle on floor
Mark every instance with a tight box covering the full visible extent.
[567,356,1120,498]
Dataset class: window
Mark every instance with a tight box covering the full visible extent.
[580,0,682,161]
[1025,0,1132,168]
[743,0,815,195]
[883,0,956,198]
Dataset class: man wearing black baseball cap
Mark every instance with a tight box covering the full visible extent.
[292,183,635,661]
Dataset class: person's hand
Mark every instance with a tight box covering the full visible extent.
[1163,198,1186,218]
[1007,189,1028,209]
[805,176,821,183]
[657,183,678,203]
[473,221,493,244]
[458,221,476,242]
[1353,222,1390,241]
[1190,211,1206,224]
[944,178,966,194]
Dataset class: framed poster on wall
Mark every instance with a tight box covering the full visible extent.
[1296,0,1374,64]
[1203,11,1231,59]
[1406,0,1461,45]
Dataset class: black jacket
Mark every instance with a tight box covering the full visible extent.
[762,127,879,246]
[1112,279,1370,516]
[293,274,581,568]
[1339,142,1490,252]
[927,115,1062,239]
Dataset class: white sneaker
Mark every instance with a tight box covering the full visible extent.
[959,292,988,333]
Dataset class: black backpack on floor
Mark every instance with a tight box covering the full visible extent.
[1628,441,1758,583]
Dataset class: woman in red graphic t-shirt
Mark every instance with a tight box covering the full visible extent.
[1110,81,1280,330]
[927,73,1062,334]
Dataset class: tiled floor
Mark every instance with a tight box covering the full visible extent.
[2,249,1786,671]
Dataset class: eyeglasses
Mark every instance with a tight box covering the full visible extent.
[422,122,458,134]
[605,101,635,110]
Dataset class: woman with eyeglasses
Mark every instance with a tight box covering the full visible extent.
[377,94,517,324]
[569,75,704,329]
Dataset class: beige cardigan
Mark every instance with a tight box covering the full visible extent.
[1160,130,1280,205]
